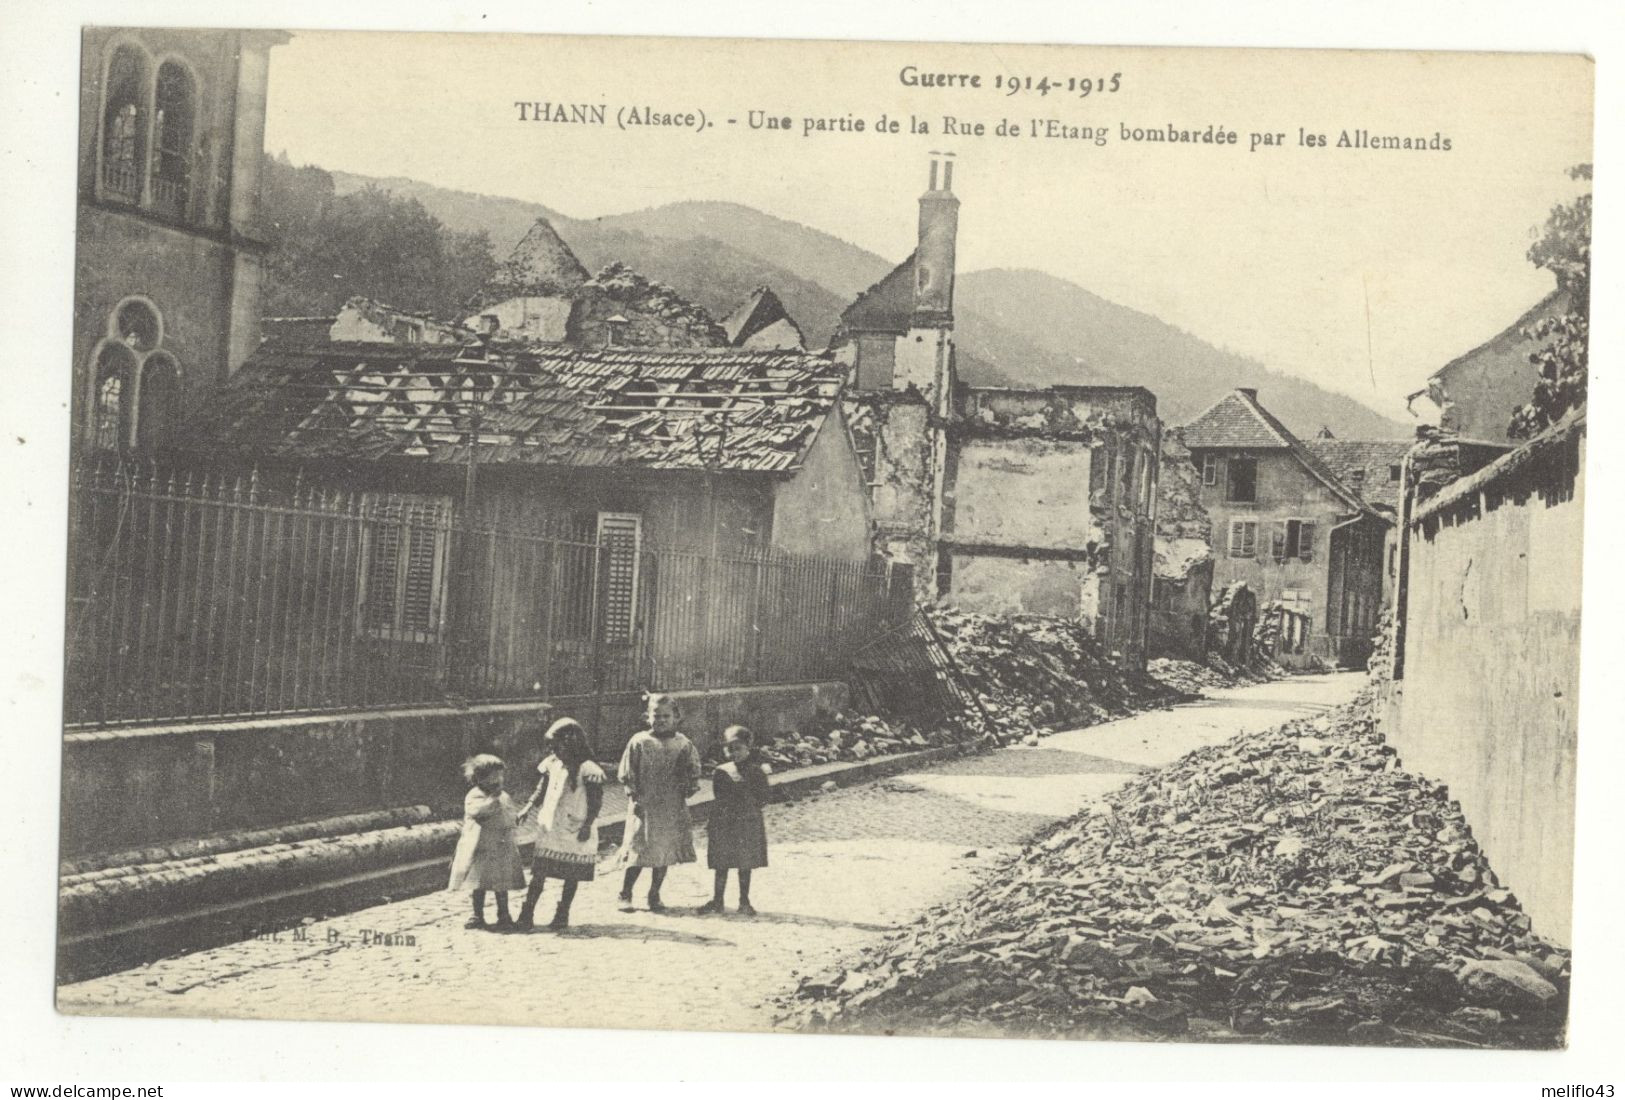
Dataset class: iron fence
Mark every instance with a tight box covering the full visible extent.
[64,458,913,728]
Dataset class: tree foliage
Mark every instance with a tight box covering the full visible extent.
[1510,164,1590,440]
[259,154,496,321]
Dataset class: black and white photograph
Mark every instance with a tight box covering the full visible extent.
[5,10,1613,1085]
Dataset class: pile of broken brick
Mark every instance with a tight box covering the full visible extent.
[925,608,1181,742]
[1145,656,1279,697]
[751,712,969,772]
[750,610,1196,772]
[780,687,1569,1048]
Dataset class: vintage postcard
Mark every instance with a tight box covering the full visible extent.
[53,27,1591,1052]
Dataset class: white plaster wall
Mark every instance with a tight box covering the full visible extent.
[953,438,1095,550]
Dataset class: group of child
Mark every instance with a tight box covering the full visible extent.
[446,694,771,931]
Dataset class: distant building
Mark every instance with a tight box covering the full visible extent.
[461,219,729,351]
[565,262,730,349]
[1303,433,1414,596]
[1406,289,1568,443]
[462,216,588,342]
[1181,388,1391,668]
[75,27,287,454]
[328,297,473,345]
[722,286,805,349]
[836,158,1161,668]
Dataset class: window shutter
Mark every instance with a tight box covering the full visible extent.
[1271,524,1287,564]
[1201,455,1219,487]
[362,499,404,634]
[1299,521,1316,562]
[596,512,641,645]
[398,496,448,639]
[1230,519,1257,558]
[359,493,450,642]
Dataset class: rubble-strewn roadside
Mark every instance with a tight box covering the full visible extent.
[753,711,973,772]
[1146,656,1280,697]
[778,686,1569,1048]
[756,609,1190,770]
[926,608,1182,740]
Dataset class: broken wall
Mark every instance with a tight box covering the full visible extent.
[847,393,938,601]
[949,386,1160,667]
[566,262,729,349]
[1388,420,1583,944]
[465,295,572,342]
[951,437,1097,549]
[944,555,1102,619]
[328,299,469,345]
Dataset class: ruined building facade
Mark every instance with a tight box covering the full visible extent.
[838,159,1161,667]
[75,27,287,454]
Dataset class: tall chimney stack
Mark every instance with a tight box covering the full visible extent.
[912,154,959,327]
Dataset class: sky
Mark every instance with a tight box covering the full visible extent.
[263,32,1593,421]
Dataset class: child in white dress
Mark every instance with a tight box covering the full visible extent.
[515,718,605,929]
[447,754,526,930]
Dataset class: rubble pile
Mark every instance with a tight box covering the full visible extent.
[1366,608,1397,683]
[747,712,971,773]
[924,608,1180,741]
[784,689,1569,1048]
[1146,657,1278,697]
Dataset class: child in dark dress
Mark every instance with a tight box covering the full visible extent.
[697,725,770,916]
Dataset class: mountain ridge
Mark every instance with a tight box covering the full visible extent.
[324,169,1411,438]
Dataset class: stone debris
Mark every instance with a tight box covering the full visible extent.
[753,609,1199,771]
[1145,657,1278,697]
[749,711,972,773]
[923,608,1181,742]
[779,686,1570,1048]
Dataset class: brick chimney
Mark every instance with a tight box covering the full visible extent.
[912,153,959,328]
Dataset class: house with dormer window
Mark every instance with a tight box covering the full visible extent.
[1181,388,1392,668]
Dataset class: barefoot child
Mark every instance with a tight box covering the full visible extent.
[448,754,526,930]
[614,694,701,911]
[515,718,604,929]
[698,725,771,916]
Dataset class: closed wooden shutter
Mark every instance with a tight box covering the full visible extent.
[359,493,450,643]
[596,512,641,645]
[1298,520,1316,562]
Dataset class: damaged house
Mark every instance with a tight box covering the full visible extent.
[461,216,590,342]
[462,218,729,349]
[1181,388,1391,668]
[67,340,890,744]
[1150,428,1215,661]
[835,157,1161,668]
[722,285,805,350]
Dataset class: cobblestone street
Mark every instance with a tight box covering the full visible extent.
[58,674,1364,1035]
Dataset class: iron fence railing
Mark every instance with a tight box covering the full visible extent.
[64,458,913,728]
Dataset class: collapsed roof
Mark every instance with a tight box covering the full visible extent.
[191,341,848,475]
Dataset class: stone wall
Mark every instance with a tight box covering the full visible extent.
[61,681,850,857]
[1385,419,1583,944]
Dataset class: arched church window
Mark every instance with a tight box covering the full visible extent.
[153,62,197,219]
[101,46,148,201]
[115,298,162,352]
[135,354,181,452]
[92,343,138,452]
